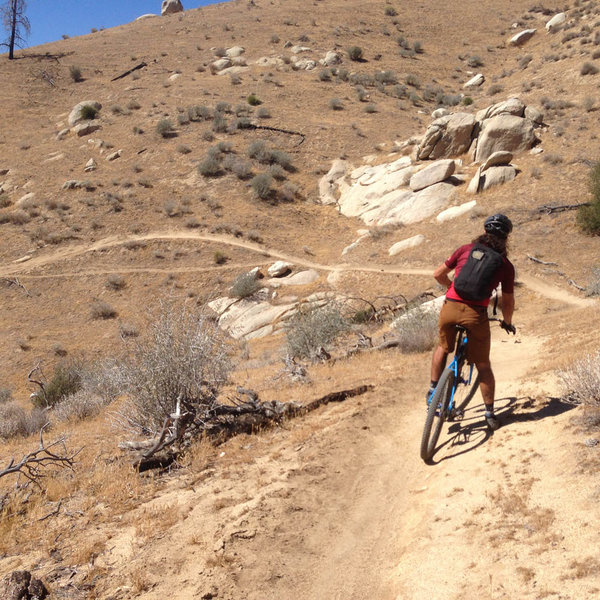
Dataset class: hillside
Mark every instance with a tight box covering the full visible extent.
[1,0,600,598]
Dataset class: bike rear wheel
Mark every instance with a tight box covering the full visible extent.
[420,367,454,462]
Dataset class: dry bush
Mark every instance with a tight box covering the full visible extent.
[285,302,350,361]
[558,351,600,408]
[0,388,13,403]
[91,300,118,320]
[251,173,273,199]
[586,268,600,296]
[114,305,232,435]
[52,389,111,422]
[30,360,87,409]
[106,274,126,291]
[230,272,261,298]
[393,307,439,353]
[0,402,47,439]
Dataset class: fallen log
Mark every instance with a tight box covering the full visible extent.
[111,62,147,82]
[125,385,373,472]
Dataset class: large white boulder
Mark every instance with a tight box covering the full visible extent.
[481,150,513,171]
[68,101,102,127]
[476,98,525,122]
[475,115,535,163]
[436,200,477,222]
[268,261,292,277]
[409,159,455,192]
[161,0,184,15]
[464,74,484,88]
[467,165,517,193]
[546,13,566,33]
[318,159,349,205]
[388,235,425,256]
[320,51,342,66]
[417,113,476,160]
[508,29,536,46]
[226,46,245,58]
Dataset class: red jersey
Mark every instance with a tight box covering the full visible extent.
[445,243,515,307]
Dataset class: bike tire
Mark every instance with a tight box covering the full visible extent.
[420,367,454,462]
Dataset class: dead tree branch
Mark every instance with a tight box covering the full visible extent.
[248,123,305,144]
[537,202,590,214]
[1,426,78,488]
[1,277,31,296]
[111,62,147,81]
[121,385,373,471]
[527,255,558,266]
[27,363,47,408]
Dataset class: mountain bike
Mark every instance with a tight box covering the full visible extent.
[420,325,480,462]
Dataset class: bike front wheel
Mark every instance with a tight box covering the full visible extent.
[420,368,454,462]
[451,362,480,417]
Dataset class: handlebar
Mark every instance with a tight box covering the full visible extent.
[489,317,516,335]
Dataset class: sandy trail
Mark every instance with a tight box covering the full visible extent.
[2,231,594,310]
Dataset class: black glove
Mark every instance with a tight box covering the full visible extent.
[500,320,516,335]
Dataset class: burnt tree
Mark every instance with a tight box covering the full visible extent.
[1,0,30,60]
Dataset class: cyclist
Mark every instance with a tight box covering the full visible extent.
[427,214,516,431]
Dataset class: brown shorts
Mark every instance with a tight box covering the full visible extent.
[438,300,490,364]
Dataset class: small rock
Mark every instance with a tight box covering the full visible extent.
[482,151,513,171]
[437,200,477,222]
[388,235,425,256]
[290,45,311,54]
[56,128,70,140]
[136,13,157,20]
[268,261,292,277]
[84,158,97,172]
[226,46,245,57]
[74,121,101,137]
[106,150,122,161]
[62,180,92,190]
[15,192,35,207]
[546,12,566,33]
[463,73,484,88]
[169,73,181,82]
[0,169,9,176]
[584,438,599,447]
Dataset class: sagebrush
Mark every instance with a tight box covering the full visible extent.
[393,307,439,353]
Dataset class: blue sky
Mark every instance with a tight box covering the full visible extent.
[19,1,228,49]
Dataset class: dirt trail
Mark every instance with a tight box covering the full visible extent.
[2,231,594,309]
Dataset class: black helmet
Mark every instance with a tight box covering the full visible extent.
[484,214,513,238]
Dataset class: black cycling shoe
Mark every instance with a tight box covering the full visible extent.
[485,411,501,431]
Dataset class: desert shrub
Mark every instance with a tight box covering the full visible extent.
[223,155,253,179]
[280,182,299,202]
[578,161,600,234]
[405,73,420,88]
[384,6,397,16]
[255,107,271,119]
[212,114,228,133]
[230,272,262,298]
[198,155,223,177]
[393,84,408,98]
[268,163,287,182]
[375,70,397,84]
[467,55,483,67]
[215,101,232,114]
[583,97,596,112]
[319,69,332,81]
[114,305,232,434]
[285,302,350,361]
[329,97,344,110]
[581,61,599,75]
[247,93,262,106]
[518,54,533,69]
[364,103,377,113]
[347,46,364,61]
[462,96,474,106]
[558,351,600,409]
[216,141,233,153]
[213,250,228,264]
[52,389,110,422]
[413,41,423,54]
[0,388,12,403]
[176,144,191,154]
[69,65,82,82]
[30,361,83,409]
[80,104,98,120]
[542,153,564,165]
[110,104,126,115]
[251,173,274,199]
[393,307,439,353]
[0,402,47,439]
[156,118,174,138]
[397,35,410,49]
[270,34,280,43]
[127,99,141,110]
[91,300,118,320]
[106,274,126,290]
[177,113,190,126]
[248,140,269,160]
[487,84,504,96]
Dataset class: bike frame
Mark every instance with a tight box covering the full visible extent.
[446,327,476,417]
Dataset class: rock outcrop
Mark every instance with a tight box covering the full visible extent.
[68,101,101,127]
[416,113,476,160]
[409,159,455,192]
[475,114,535,162]
[508,29,536,46]
[161,0,183,16]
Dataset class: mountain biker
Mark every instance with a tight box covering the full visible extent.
[427,214,516,431]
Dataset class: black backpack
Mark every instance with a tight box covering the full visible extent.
[453,243,503,302]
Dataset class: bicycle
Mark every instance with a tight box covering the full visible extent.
[420,325,480,462]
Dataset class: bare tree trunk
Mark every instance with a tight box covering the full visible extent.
[8,0,17,59]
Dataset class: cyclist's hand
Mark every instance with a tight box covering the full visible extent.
[500,320,516,335]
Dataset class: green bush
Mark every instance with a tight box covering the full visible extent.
[80,104,98,120]
[285,303,350,361]
[69,65,82,82]
[347,46,364,61]
[578,161,600,234]
[247,93,262,106]
[30,361,83,408]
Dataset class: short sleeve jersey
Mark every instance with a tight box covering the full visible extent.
[444,243,515,307]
